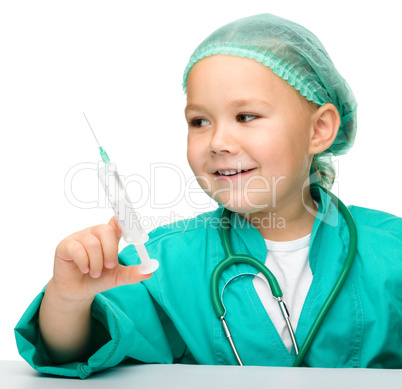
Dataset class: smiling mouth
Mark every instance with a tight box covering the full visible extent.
[215,168,256,177]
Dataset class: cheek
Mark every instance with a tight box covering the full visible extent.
[187,136,203,173]
[251,129,309,179]
[249,131,285,166]
[187,150,211,194]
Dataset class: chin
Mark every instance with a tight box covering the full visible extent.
[214,198,265,215]
[214,192,271,213]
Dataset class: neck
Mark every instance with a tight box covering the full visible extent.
[238,188,318,242]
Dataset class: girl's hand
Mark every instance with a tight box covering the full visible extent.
[52,216,151,302]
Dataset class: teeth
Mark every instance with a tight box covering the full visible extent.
[218,169,250,176]
[218,170,237,176]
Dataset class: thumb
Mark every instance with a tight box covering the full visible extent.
[113,263,153,287]
[108,216,123,241]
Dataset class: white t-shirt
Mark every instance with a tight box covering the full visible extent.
[252,233,313,352]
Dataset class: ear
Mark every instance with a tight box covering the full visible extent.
[308,103,341,155]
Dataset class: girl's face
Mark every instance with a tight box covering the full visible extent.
[185,54,317,215]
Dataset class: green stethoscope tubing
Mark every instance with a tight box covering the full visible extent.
[210,184,358,367]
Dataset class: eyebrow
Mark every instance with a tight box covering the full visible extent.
[184,98,271,114]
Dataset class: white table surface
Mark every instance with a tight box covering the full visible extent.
[1,361,401,389]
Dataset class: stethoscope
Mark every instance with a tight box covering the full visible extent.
[210,184,357,367]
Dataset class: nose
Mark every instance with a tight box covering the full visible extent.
[208,124,240,156]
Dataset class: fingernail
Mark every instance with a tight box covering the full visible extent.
[83,266,89,273]
[92,271,101,278]
[106,261,115,268]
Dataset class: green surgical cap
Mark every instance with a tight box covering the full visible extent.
[182,14,358,187]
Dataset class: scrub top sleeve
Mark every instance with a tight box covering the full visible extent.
[13,286,97,378]
[15,280,177,379]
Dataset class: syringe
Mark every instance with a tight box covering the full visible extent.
[83,113,159,274]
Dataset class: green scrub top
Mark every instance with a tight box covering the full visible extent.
[15,186,402,379]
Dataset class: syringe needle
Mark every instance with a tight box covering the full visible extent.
[83,112,110,163]
[83,112,100,147]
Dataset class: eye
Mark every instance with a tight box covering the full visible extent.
[189,118,210,128]
[237,114,258,123]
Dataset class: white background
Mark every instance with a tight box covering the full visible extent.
[1,0,401,360]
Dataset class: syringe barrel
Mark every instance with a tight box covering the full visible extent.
[98,163,149,245]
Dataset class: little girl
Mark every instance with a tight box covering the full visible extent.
[15,13,402,378]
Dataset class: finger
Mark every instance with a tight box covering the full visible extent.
[114,265,153,287]
[108,216,122,240]
[57,239,90,274]
[78,234,104,278]
[92,224,119,270]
